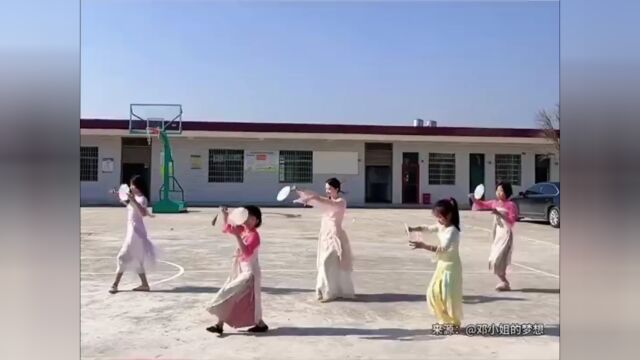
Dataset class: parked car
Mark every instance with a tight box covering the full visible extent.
[512,182,560,228]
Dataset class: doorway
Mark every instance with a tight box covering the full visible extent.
[535,154,551,183]
[402,152,419,204]
[365,143,392,203]
[121,137,152,199]
[469,153,485,205]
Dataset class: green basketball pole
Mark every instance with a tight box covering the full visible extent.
[152,128,187,213]
[129,103,187,214]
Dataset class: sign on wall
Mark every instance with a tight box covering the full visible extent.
[190,155,202,169]
[101,158,114,173]
[245,151,277,172]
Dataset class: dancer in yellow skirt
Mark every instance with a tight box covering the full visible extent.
[408,198,463,327]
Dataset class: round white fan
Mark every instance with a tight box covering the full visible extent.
[117,184,130,202]
[473,184,485,200]
[276,185,297,202]
[228,207,249,225]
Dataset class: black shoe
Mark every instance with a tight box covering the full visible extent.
[206,324,224,335]
[247,323,269,333]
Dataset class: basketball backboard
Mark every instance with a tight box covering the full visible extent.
[129,104,183,135]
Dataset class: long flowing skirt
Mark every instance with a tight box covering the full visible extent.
[427,259,463,326]
[316,224,354,301]
[206,256,262,328]
[488,217,513,276]
[316,249,355,301]
[116,221,157,273]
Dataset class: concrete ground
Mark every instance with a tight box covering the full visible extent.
[81,207,559,360]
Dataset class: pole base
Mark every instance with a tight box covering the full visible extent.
[152,199,187,213]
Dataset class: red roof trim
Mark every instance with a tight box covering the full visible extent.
[80,118,558,138]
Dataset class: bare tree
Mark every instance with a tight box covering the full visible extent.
[536,104,559,151]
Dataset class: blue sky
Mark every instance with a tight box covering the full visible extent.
[81,1,559,128]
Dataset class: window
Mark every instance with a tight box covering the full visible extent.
[428,153,456,185]
[525,185,543,195]
[208,149,244,183]
[495,154,521,186]
[540,184,559,195]
[279,150,313,183]
[80,146,98,182]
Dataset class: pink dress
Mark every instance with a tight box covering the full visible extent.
[116,195,157,273]
[206,224,262,328]
[296,191,355,301]
[472,199,519,276]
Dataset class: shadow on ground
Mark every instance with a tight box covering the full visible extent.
[342,293,525,304]
[153,286,313,295]
[517,219,553,227]
[155,286,527,304]
[512,288,560,294]
[263,212,303,219]
[462,295,526,304]
[219,324,559,339]
[224,326,437,341]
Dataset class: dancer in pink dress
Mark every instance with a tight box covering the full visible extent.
[109,175,157,294]
[469,181,519,291]
[294,178,355,302]
[206,205,268,335]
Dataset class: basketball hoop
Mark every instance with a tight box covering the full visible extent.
[147,127,161,145]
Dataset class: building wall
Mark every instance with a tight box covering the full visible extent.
[391,142,558,207]
[80,134,559,207]
[81,136,121,205]
[549,153,560,182]
[150,138,365,206]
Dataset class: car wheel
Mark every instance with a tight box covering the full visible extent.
[548,207,560,228]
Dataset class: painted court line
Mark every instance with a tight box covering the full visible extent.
[150,260,185,286]
[82,268,542,275]
[511,262,559,279]
[466,224,559,248]
[464,225,560,279]
[81,257,185,293]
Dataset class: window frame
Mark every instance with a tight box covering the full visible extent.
[428,152,456,185]
[540,183,559,196]
[80,146,99,182]
[494,154,522,186]
[208,149,245,183]
[278,150,313,184]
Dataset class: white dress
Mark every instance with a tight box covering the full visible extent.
[116,195,157,273]
[296,191,355,301]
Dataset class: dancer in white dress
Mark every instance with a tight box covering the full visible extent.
[295,178,355,302]
[109,175,157,294]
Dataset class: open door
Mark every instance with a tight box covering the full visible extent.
[365,143,392,203]
[402,153,419,204]
[535,154,551,183]
[121,137,152,199]
[469,153,485,206]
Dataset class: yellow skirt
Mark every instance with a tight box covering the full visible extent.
[427,259,463,326]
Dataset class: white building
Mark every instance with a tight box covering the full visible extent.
[81,119,559,207]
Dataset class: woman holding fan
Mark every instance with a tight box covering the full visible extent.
[470,181,519,291]
[108,175,157,294]
[294,178,355,302]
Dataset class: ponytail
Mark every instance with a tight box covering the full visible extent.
[433,197,461,232]
[449,197,460,231]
